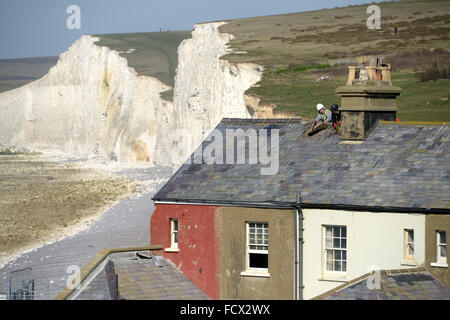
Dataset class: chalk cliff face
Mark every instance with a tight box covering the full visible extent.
[0,36,176,164]
[0,22,263,169]
[173,22,263,159]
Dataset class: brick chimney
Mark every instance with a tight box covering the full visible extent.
[336,57,401,141]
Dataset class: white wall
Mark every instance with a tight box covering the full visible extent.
[302,209,425,300]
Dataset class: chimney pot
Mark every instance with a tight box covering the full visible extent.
[336,61,401,141]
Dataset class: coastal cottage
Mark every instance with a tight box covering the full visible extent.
[151,66,449,299]
[151,118,449,299]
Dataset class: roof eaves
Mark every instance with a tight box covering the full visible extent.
[153,197,296,209]
[153,198,450,214]
[301,202,450,214]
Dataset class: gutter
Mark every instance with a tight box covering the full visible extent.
[300,203,450,214]
[153,198,296,209]
[153,198,450,214]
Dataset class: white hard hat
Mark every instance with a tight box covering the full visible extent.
[316,103,324,111]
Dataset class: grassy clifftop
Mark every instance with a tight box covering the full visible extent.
[219,0,450,121]
[95,31,191,88]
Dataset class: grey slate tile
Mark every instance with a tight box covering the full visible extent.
[154,119,450,210]
[75,253,209,300]
[319,268,450,300]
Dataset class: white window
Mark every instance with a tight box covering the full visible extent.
[170,219,178,249]
[437,231,447,264]
[404,229,415,262]
[246,222,269,271]
[324,225,347,273]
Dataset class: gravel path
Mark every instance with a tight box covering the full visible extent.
[0,166,172,300]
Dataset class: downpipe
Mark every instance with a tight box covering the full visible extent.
[295,191,304,300]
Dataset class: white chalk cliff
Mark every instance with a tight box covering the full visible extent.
[0,22,263,169]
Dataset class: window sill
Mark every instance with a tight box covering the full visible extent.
[319,274,348,283]
[401,260,417,267]
[430,262,448,268]
[165,247,179,253]
[240,270,270,278]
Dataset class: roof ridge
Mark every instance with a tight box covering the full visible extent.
[221,117,304,124]
[380,121,450,126]
[382,267,426,276]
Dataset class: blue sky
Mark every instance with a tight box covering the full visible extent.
[0,0,380,59]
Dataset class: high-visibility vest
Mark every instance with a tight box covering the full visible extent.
[321,109,331,122]
[324,109,331,121]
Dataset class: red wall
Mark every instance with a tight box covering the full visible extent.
[150,203,221,299]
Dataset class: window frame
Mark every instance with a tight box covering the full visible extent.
[322,225,348,276]
[404,229,415,262]
[242,221,269,276]
[165,218,179,252]
[436,230,447,264]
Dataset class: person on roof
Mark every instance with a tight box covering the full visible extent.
[330,103,341,129]
[313,103,332,126]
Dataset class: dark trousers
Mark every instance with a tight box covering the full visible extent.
[332,112,341,126]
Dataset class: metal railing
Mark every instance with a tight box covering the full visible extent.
[8,267,34,300]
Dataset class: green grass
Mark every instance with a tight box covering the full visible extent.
[95,31,192,90]
[221,0,450,66]
[0,146,35,155]
[275,63,331,74]
[247,68,345,119]
[394,72,450,121]
[219,0,450,121]
[247,68,450,121]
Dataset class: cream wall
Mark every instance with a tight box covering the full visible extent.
[302,209,425,300]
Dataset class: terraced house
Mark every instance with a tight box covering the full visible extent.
[151,70,450,300]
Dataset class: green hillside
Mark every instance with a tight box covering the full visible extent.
[220,0,450,121]
[0,57,58,93]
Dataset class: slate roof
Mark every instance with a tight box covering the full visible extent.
[315,268,450,300]
[74,251,209,300]
[154,118,450,211]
